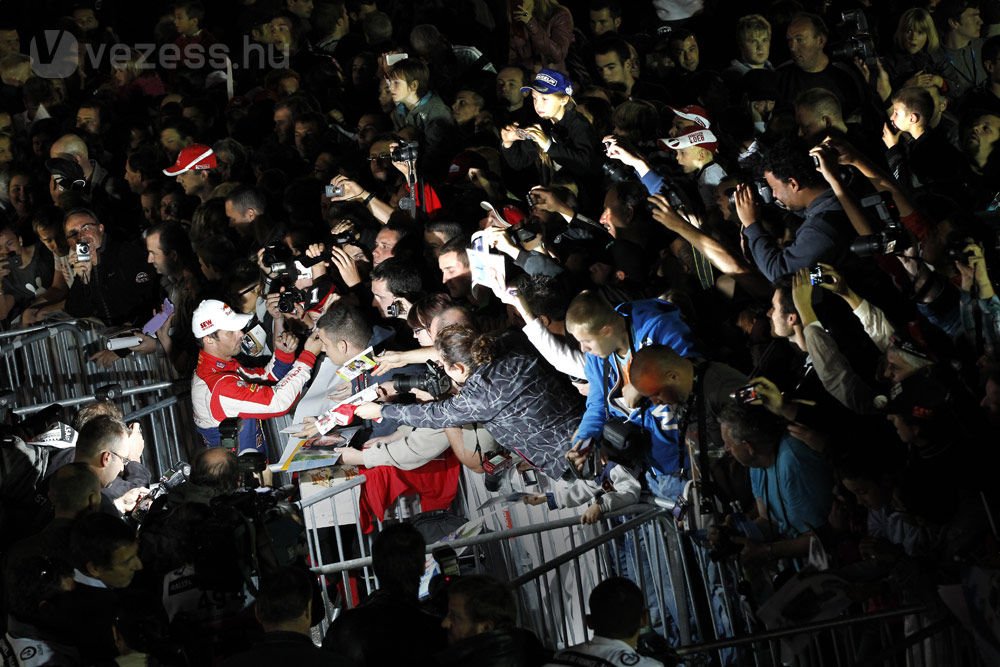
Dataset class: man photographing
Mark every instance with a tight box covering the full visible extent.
[191,299,323,454]
[63,208,159,326]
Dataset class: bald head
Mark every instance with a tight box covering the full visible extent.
[50,134,90,161]
[630,344,693,405]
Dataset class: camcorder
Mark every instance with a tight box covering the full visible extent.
[829,10,878,68]
[391,140,419,162]
[850,192,909,257]
[392,361,452,399]
[726,179,775,209]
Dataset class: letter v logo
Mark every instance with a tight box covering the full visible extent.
[30,30,79,79]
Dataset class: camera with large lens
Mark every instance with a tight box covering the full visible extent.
[727,179,775,209]
[945,242,974,264]
[602,160,634,184]
[390,140,419,162]
[129,460,191,525]
[277,286,308,313]
[601,419,651,468]
[392,361,452,399]
[829,10,878,68]
[850,192,909,257]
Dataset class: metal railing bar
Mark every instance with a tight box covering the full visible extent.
[673,605,928,656]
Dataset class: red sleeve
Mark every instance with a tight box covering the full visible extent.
[900,210,931,242]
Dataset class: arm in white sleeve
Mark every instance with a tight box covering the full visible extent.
[360,427,451,470]
[803,322,878,414]
[852,299,895,352]
[522,318,586,378]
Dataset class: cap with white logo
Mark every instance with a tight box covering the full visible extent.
[192,299,252,338]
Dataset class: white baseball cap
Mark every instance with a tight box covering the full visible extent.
[192,299,252,338]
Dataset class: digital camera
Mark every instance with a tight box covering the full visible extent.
[731,384,760,405]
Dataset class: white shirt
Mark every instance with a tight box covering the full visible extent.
[545,635,663,666]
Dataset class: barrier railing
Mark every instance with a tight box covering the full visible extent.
[297,475,374,637]
[1,319,195,477]
[301,460,987,666]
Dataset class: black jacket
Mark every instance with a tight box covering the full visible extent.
[501,107,599,179]
[435,628,549,667]
[220,631,331,667]
[322,589,446,667]
[64,236,159,326]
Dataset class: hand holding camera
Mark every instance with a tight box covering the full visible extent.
[512,0,533,23]
[69,242,94,284]
[648,193,687,232]
[791,268,820,326]
[500,124,524,146]
[742,376,785,416]
[327,176,363,202]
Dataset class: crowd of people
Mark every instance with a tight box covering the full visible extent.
[2,0,1000,664]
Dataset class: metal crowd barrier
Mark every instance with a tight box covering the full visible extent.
[1,319,195,477]
[299,463,989,666]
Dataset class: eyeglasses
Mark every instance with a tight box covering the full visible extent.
[239,283,259,296]
[109,450,131,466]
[65,223,98,241]
[368,153,391,162]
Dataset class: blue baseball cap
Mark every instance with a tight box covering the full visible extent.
[521,69,574,96]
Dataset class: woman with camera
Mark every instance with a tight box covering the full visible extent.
[353,324,583,480]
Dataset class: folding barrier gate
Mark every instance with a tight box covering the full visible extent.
[1,320,195,476]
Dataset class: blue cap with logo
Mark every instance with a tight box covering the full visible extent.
[521,69,574,96]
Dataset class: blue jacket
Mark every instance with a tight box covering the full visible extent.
[577,299,698,476]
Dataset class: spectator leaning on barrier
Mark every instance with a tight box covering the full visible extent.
[718,403,833,567]
[354,323,584,480]
[565,290,697,502]
[190,299,323,454]
[61,207,160,326]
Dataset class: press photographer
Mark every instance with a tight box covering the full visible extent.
[137,447,307,664]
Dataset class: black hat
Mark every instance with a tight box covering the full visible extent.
[45,157,87,191]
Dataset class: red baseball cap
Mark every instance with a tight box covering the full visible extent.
[669,105,712,129]
[163,145,218,176]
